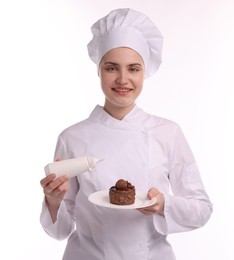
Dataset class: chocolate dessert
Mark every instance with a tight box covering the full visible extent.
[109,179,135,205]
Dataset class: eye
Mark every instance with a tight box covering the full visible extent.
[129,66,140,73]
[105,66,118,72]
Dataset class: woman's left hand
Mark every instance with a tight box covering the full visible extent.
[138,187,165,216]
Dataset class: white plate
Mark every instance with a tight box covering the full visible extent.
[88,190,157,209]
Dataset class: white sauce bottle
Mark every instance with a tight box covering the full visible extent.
[44,157,103,178]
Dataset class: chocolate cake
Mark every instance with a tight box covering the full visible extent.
[109,179,135,205]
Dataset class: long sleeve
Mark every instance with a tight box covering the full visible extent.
[40,196,75,240]
[40,135,79,240]
[153,125,213,234]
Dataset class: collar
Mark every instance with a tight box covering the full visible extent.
[88,105,150,132]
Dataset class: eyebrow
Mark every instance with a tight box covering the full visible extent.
[104,62,143,67]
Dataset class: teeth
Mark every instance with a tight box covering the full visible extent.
[114,88,130,92]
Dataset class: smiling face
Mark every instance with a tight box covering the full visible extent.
[99,47,145,120]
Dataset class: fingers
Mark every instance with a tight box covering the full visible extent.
[147,187,160,199]
[40,174,56,187]
[138,208,155,216]
[46,180,68,200]
[138,202,159,215]
[138,187,165,216]
[47,177,67,193]
[40,174,69,202]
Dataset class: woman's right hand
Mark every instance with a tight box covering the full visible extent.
[41,173,69,204]
[40,174,69,222]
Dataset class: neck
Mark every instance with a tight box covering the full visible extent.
[103,103,135,120]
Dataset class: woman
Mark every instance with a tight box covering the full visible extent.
[40,8,213,259]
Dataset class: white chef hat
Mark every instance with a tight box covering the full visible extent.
[87,8,163,78]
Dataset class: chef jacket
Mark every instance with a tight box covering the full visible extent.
[40,105,213,260]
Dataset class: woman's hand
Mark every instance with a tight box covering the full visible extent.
[40,173,69,222]
[41,174,68,204]
[138,187,165,216]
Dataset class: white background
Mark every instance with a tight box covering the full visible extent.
[0,0,233,259]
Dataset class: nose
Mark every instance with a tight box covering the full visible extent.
[116,69,128,85]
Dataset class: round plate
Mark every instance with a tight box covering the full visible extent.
[88,190,157,209]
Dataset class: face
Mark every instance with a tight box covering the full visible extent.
[99,47,145,119]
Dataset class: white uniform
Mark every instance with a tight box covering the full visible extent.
[40,105,212,260]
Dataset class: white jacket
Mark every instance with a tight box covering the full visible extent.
[40,105,212,260]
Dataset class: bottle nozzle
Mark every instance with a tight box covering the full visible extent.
[87,157,104,170]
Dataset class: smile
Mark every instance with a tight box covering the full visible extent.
[113,88,132,93]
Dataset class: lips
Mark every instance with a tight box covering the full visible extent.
[112,87,132,94]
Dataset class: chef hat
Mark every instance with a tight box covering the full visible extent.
[87,8,163,78]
